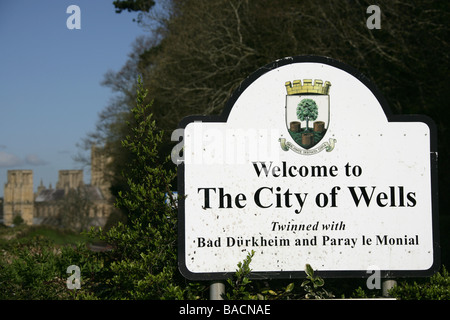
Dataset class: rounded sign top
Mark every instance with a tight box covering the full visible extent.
[177,56,439,280]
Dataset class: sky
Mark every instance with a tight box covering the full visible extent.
[0,0,148,197]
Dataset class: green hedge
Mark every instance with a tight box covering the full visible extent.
[388,266,450,300]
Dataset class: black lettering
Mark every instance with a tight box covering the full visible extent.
[254,187,273,208]
[407,192,417,207]
[398,186,405,207]
[294,193,308,214]
[197,187,216,208]
[329,165,339,177]
[288,165,297,177]
[376,191,389,207]
[348,186,376,207]
[235,193,247,208]
[198,237,205,247]
[219,188,232,208]
[252,161,272,177]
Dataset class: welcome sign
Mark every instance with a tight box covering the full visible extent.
[176,56,439,280]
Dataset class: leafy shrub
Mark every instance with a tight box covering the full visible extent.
[301,264,334,299]
[12,215,24,226]
[389,266,450,300]
[223,251,334,300]
[0,236,78,299]
[80,77,193,300]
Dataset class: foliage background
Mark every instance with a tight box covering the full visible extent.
[79,0,450,216]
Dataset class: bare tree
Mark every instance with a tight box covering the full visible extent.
[58,187,95,232]
[80,0,449,209]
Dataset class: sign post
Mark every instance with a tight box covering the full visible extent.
[209,282,225,300]
[176,56,439,284]
[382,279,397,298]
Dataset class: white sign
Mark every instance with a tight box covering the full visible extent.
[176,56,439,280]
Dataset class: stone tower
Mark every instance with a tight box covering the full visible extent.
[91,145,112,199]
[3,170,34,225]
[56,170,84,193]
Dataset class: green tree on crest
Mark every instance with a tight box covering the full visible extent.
[297,98,318,132]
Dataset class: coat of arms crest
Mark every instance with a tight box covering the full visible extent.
[279,79,336,155]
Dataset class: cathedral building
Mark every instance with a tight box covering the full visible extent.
[1,146,114,230]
